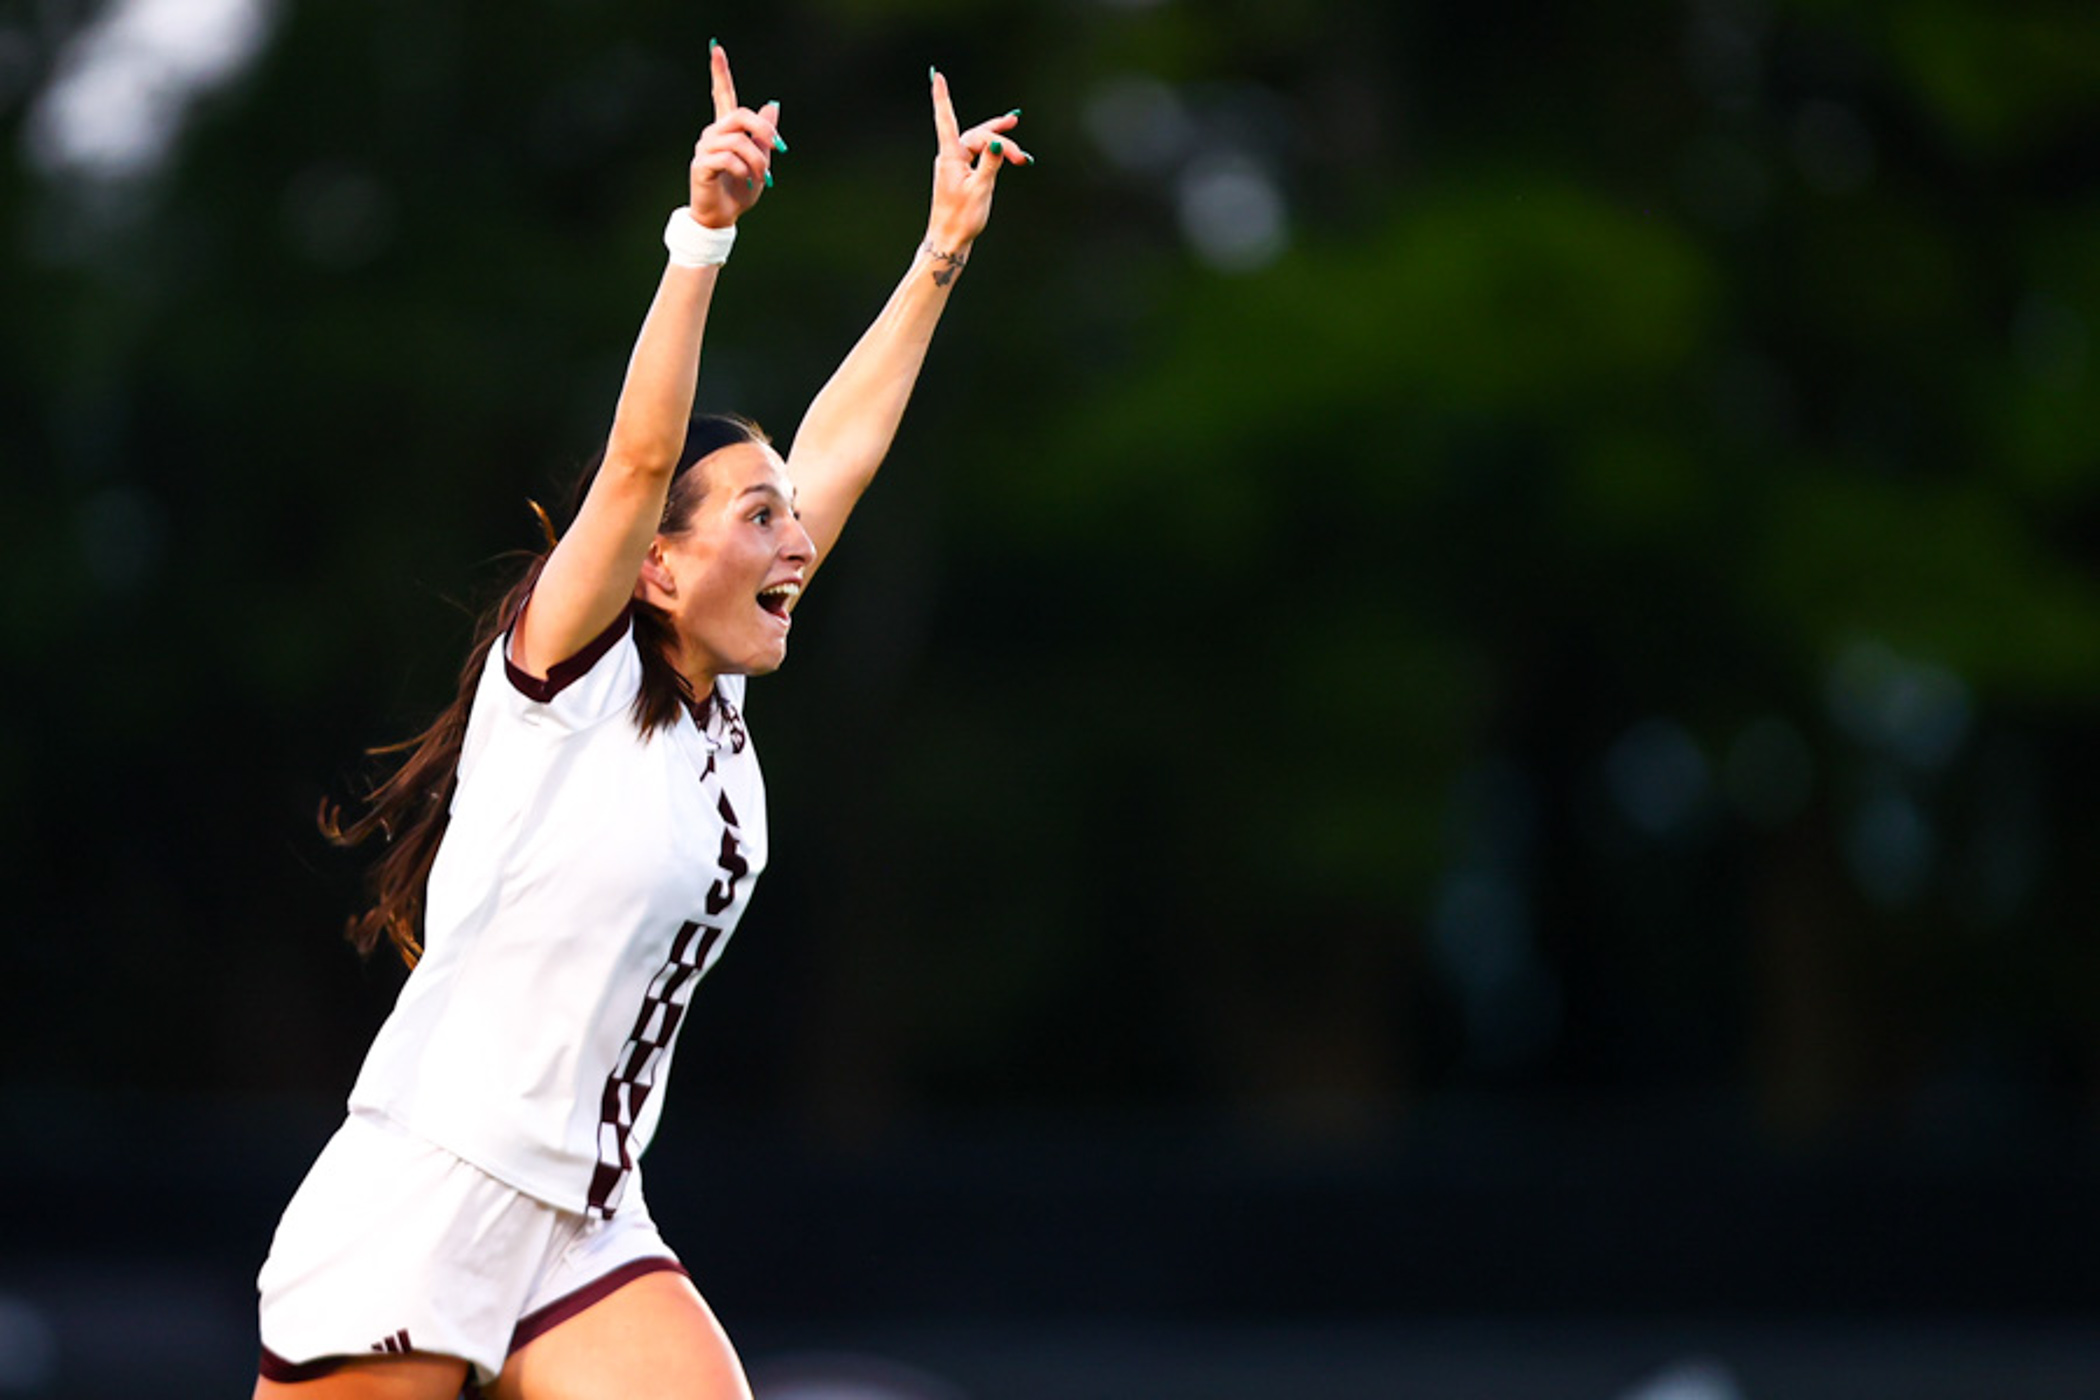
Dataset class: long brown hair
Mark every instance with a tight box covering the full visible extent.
[322,414,769,967]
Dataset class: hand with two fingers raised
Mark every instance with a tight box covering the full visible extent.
[924,67,1029,260]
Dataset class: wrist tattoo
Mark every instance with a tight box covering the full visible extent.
[924,243,967,287]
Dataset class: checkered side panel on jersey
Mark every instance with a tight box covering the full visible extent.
[586,918,725,1217]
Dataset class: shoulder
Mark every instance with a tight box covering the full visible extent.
[473,606,642,736]
[503,604,635,705]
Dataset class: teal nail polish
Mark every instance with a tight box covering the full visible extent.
[929,65,939,81]
[990,139,1002,156]
[709,37,718,50]
[745,177,754,192]
[772,127,788,153]
[1008,108,1022,117]
[764,169,774,189]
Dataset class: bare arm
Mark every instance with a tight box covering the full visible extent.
[787,69,1029,581]
[513,43,784,678]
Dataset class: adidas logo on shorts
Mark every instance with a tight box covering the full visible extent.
[371,1328,413,1355]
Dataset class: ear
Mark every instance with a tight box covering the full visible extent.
[635,539,676,604]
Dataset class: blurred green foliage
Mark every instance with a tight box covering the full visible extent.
[3,0,2098,1154]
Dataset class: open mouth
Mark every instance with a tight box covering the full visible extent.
[757,580,800,621]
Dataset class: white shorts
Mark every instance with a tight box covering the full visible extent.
[257,1111,684,1387]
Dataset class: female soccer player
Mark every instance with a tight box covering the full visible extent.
[251,42,1027,1400]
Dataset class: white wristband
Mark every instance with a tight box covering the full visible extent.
[663,208,736,267]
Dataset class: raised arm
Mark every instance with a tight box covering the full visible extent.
[786,69,1029,581]
[512,43,784,679]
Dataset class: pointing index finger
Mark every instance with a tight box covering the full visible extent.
[710,39,738,122]
[930,66,961,157]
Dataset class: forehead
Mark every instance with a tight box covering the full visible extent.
[699,441,793,500]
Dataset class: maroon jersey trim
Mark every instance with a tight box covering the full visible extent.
[503,604,633,703]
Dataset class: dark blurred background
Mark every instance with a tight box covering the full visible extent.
[4,0,2099,1396]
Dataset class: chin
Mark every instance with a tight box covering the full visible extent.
[742,645,789,677]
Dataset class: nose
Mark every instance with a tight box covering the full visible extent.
[784,514,815,565]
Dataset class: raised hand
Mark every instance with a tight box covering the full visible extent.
[925,68,1028,258]
[689,42,785,231]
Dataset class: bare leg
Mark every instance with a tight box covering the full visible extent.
[252,1354,471,1400]
[486,1270,751,1400]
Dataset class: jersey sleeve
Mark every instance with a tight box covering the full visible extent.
[452,606,638,792]
[495,605,640,732]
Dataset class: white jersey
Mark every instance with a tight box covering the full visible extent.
[347,610,766,1217]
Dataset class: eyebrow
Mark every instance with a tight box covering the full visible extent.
[739,483,798,507]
